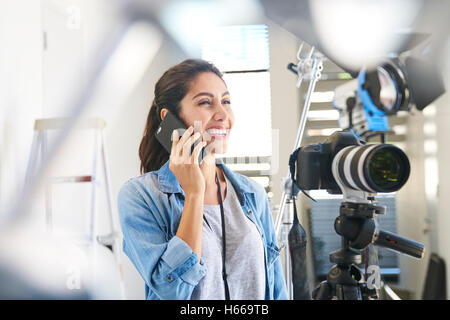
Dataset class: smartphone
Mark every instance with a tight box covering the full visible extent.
[155,111,207,164]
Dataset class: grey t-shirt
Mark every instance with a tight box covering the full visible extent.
[191,175,266,300]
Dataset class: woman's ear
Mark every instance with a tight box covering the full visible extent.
[160,108,169,121]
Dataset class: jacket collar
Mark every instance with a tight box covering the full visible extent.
[155,159,256,205]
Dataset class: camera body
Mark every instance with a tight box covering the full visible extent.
[294,130,410,196]
[295,131,364,194]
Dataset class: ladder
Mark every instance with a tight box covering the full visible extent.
[25,117,126,299]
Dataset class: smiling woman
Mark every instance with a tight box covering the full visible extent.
[117,59,287,300]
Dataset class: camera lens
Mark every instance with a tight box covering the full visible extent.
[333,144,410,193]
[366,145,410,192]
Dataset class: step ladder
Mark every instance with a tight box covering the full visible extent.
[25,117,126,299]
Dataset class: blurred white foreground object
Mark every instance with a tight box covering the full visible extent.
[309,0,422,71]
[0,226,122,299]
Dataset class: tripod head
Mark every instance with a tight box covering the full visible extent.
[335,201,425,259]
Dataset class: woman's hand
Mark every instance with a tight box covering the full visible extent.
[169,126,207,196]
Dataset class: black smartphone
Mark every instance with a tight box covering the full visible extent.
[155,111,207,164]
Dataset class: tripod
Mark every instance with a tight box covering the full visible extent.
[312,200,425,300]
[312,201,383,300]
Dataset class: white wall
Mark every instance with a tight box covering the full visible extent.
[436,40,450,298]
[395,108,430,298]
[436,91,450,298]
[395,45,450,298]
[267,20,301,207]
[0,0,43,220]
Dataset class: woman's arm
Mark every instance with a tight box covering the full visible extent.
[118,181,206,300]
[176,192,205,259]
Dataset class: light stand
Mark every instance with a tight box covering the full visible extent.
[274,43,324,298]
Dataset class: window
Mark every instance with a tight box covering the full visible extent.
[202,24,270,72]
[202,24,273,191]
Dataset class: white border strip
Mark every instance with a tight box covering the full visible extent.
[357,145,378,193]
[343,146,361,190]
[383,284,401,300]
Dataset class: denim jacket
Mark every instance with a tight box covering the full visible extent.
[117,159,288,300]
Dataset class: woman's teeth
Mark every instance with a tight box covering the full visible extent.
[206,128,228,136]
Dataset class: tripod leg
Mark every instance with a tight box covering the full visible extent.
[312,281,332,300]
[337,284,363,300]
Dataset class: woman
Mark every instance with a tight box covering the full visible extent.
[117,59,287,300]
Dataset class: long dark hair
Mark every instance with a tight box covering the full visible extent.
[139,59,224,174]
